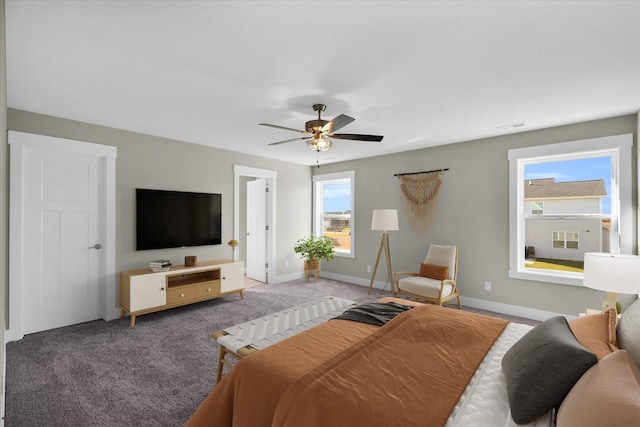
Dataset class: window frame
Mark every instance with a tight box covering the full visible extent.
[508,134,633,286]
[312,170,355,259]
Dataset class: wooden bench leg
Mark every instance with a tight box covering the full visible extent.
[217,345,227,383]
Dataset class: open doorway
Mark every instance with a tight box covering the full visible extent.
[233,165,276,285]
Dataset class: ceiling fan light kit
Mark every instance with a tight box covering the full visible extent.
[307,135,334,152]
[260,104,384,153]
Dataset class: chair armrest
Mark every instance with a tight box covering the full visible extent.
[395,271,419,280]
[442,278,456,288]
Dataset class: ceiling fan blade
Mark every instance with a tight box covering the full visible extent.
[268,137,312,146]
[259,123,309,134]
[330,133,384,142]
[323,114,355,133]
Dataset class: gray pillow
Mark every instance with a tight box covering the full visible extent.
[618,298,640,370]
[501,316,597,424]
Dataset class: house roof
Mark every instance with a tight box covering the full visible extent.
[524,178,607,199]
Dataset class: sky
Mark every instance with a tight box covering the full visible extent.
[323,181,351,212]
[524,156,611,214]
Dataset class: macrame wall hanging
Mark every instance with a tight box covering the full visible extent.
[395,168,448,234]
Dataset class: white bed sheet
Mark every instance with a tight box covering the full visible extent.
[446,322,554,427]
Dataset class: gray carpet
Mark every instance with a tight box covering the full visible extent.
[4,279,537,427]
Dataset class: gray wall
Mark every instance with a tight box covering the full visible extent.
[4,109,639,319]
[6,109,312,308]
[315,115,638,317]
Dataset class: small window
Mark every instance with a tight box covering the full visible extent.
[566,232,579,249]
[531,201,544,215]
[552,231,579,249]
[552,231,565,248]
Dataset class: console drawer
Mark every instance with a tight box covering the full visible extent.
[196,281,221,297]
[167,286,196,304]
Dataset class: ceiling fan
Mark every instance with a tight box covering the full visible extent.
[259,104,384,152]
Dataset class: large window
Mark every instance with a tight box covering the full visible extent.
[508,134,632,286]
[313,171,355,258]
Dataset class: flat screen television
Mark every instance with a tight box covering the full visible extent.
[136,188,222,250]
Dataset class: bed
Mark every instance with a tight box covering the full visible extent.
[187,297,640,427]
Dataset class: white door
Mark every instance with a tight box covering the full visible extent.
[246,179,267,282]
[9,132,116,337]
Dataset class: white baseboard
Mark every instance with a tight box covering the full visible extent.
[460,296,573,321]
[320,271,396,294]
[3,328,22,344]
[319,272,570,321]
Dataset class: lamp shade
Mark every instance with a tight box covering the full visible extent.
[371,209,399,232]
[583,252,640,294]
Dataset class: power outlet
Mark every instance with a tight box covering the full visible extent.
[367,265,372,273]
[284,261,288,268]
[484,281,492,291]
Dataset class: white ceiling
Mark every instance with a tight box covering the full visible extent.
[5,1,640,166]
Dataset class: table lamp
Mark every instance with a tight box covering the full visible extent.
[583,252,640,313]
[368,209,399,296]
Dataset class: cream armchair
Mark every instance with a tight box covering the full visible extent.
[395,244,461,308]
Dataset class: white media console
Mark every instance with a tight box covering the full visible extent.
[120,259,244,327]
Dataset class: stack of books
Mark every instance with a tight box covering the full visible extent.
[149,259,172,272]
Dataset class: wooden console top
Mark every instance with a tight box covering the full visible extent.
[122,258,234,276]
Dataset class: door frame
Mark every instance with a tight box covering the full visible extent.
[7,131,117,342]
[233,165,276,283]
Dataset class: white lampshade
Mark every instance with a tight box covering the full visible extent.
[583,252,640,294]
[371,209,399,232]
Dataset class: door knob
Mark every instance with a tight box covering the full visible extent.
[88,243,102,250]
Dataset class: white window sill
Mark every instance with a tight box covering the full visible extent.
[508,269,584,287]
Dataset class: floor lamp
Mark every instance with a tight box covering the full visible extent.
[583,252,640,314]
[368,209,399,296]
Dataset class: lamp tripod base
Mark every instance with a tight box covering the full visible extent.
[367,232,395,296]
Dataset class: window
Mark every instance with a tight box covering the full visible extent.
[313,171,355,258]
[552,231,565,248]
[553,231,579,249]
[566,232,579,249]
[508,134,632,286]
[531,201,544,215]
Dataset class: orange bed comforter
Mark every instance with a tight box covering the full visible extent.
[187,301,508,427]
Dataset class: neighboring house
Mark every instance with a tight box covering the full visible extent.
[524,178,607,262]
[323,210,351,232]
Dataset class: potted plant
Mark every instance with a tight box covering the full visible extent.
[294,234,336,280]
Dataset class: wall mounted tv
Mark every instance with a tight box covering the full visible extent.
[136,188,222,251]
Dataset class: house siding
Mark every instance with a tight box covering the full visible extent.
[524,198,600,215]
[525,218,602,261]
